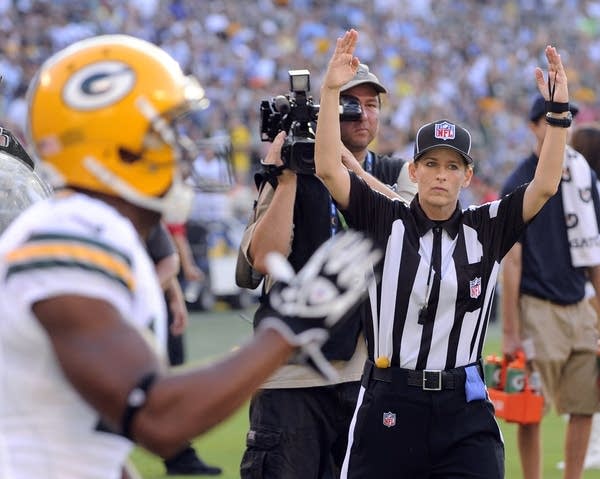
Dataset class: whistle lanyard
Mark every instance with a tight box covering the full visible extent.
[418,227,442,325]
[329,151,373,237]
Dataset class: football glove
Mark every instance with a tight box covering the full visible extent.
[259,230,381,381]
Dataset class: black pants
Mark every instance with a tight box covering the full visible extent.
[166,293,184,367]
[166,322,184,366]
[240,382,360,479]
[343,363,504,478]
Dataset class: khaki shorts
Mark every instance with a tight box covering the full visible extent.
[520,294,600,415]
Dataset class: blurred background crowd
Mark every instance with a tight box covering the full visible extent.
[3,0,600,196]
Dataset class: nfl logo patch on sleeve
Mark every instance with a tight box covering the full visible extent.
[469,276,482,299]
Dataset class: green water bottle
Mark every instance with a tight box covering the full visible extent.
[505,355,526,393]
[484,355,502,389]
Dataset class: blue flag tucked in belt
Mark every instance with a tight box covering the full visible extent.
[465,365,487,402]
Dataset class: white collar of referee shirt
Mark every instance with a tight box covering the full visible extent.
[411,196,462,239]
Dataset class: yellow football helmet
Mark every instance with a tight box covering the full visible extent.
[26,34,213,223]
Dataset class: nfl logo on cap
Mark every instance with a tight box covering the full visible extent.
[413,118,474,165]
[434,121,455,140]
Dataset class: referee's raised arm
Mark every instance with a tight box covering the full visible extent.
[314,29,360,210]
[522,45,570,222]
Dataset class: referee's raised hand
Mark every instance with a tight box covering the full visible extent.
[322,29,361,92]
[535,45,568,104]
[522,44,570,223]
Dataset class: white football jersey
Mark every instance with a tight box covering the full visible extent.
[0,193,167,479]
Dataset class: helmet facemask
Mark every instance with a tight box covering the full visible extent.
[83,95,194,224]
[85,95,235,224]
[180,131,234,194]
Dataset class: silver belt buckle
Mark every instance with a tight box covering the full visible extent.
[423,370,442,390]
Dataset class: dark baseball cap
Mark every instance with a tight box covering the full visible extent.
[413,119,473,165]
[0,127,34,169]
[529,94,579,122]
[340,63,387,94]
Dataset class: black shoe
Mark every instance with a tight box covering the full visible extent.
[164,446,222,476]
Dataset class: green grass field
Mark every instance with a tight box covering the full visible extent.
[130,308,599,478]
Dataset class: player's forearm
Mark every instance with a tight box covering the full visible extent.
[133,328,293,457]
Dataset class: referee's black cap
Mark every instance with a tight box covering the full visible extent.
[413,119,473,165]
[529,94,579,122]
[0,127,34,169]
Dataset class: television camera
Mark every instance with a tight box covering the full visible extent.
[259,69,362,174]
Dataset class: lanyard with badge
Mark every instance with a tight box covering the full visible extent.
[329,151,373,237]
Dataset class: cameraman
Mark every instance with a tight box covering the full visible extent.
[237,64,416,478]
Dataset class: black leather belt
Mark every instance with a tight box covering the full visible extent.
[363,360,483,391]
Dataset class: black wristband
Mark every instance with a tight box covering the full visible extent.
[545,112,573,128]
[121,372,157,439]
[545,101,570,114]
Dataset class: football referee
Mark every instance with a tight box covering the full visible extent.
[315,29,571,478]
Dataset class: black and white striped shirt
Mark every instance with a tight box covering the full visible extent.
[342,173,528,371]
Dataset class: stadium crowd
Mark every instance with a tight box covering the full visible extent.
[2,0,600,196]
[1,2,600,477]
